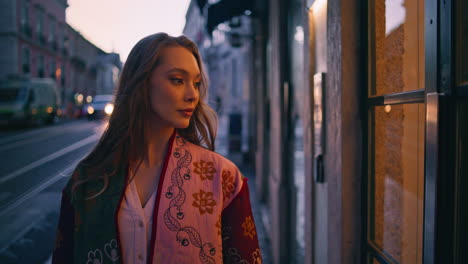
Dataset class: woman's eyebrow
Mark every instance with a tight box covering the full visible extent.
[166,68,201,78]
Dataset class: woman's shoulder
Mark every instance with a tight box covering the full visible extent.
[182,139,239,171]
[62,163,114,202]
[181,140,247,208]
[60,164,85,202]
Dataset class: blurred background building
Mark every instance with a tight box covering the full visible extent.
[184,0,255,162]
[0,0,122,117]
[184,0,468,263]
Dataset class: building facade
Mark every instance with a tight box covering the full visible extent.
[258,0,468,263]
[0,0,68,84]
[184,0,255,160]
[0,0,121,112]
[192,0,468,263]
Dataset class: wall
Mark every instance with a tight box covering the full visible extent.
[305,0,363,263]
[266,0,296,263]
[0,0,19,78]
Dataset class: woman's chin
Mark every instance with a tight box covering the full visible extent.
[174,121,190,129]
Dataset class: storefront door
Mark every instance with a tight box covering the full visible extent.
[366,0,425,263]
[366,0,466,263]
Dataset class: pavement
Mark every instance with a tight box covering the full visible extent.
[217,115,273,263]
[226,155,273,264]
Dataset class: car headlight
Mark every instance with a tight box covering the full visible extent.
[87,106,94,114]
[104,103,114,115]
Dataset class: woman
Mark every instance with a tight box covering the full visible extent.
[52,33,262,264]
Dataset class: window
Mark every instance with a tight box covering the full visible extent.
[369,0,424,96]
[22,47,30,74]
[366,0,425,263]
[38,55,45,77]
[231,59,237,97]
[63,34,69,56]
[21,1,29,26]
[49,59,56,78]
[36,8,45,45]
[21,0,31,36]
[368,104,425,263]
[57,23,62,50]
[61,66,66,87]
[49,16,56,49]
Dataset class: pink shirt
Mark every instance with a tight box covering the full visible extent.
[118,179,157,263]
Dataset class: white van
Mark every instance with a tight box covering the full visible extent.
[0,77,60,125]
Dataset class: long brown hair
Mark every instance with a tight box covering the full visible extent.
[72,33,217,199]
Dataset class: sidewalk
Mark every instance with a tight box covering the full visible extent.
[227,155,273,264]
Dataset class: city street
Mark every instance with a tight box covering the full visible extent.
[0,120,105,263]
[0,119,272,264]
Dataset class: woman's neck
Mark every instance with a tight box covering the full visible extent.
[142,125,174,168]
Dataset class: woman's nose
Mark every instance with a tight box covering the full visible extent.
[185,83,199,102]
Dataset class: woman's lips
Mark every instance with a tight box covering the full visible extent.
[178,109,194,117]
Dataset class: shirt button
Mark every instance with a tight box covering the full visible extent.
[138,221,144,228]
[138,254,144,261]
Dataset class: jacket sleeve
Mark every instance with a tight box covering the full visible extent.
[52,190,75,263]
[222,178,262,264]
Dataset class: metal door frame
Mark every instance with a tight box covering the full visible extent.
[423,0,455,263]
[362,0,456,263]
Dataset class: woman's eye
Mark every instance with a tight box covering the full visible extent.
[170,78,184,84]
[194,82,201,89]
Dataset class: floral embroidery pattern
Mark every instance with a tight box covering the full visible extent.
[194,160,216,181]
[252,249,262,264]
[223,248,250,264]
[221,170,236,202]
[163,135,217,264]
[221,225,232,242]
[104,239,119,263]
[85,239,120,264]
[222,220,253,264]
[192,190,217,215]
[241,216,257,240]
[86,249,103,264]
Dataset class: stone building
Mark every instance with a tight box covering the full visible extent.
[190,0,468,263]
[0,0,121,110]
[0,0,68,81]
[184,0,255,159]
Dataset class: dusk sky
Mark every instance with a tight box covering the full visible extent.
[66,0,191,62]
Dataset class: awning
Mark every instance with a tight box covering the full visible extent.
[206,0,254,34]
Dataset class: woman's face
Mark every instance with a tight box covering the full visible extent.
[148,46,201,129]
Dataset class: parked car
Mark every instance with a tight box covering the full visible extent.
[0,77,60,126]
[86,94,114,120]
